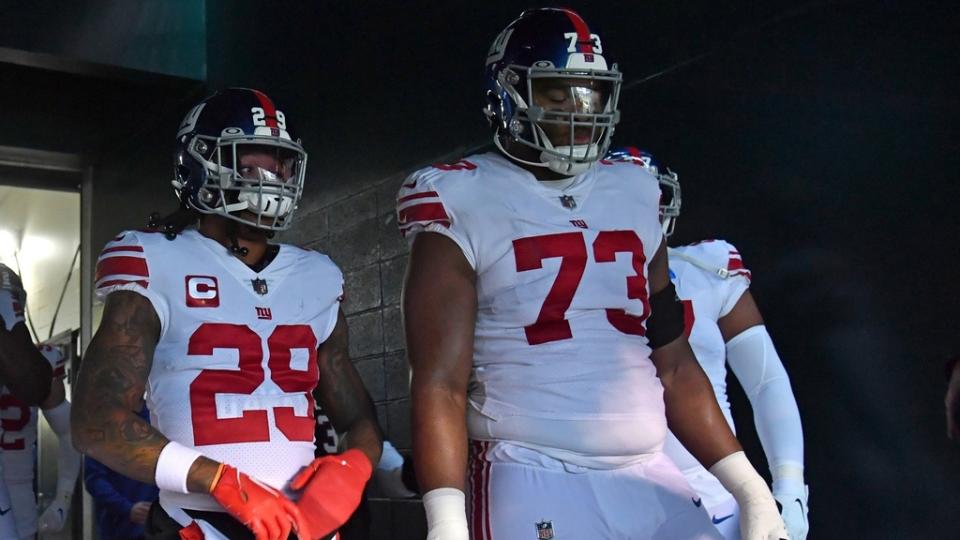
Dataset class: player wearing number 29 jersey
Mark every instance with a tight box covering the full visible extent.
[94,228,342,513]
[73,89,382,540]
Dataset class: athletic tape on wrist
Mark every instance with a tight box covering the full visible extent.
[423,488,467,529]
[155,441,203,494]
[709,451,767,500]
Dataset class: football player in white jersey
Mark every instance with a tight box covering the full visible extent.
[608,147,809,540]
[71,88,382,540]
[0,264,63,539]
[0,344,82,538]
[399,8,788,540]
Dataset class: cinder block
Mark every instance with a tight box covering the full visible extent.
[353,355,386,402]
[343,264,382,315]
[367,499,392,540]
[328,189,377,230]
[382,305,405,352]
[326,217,380,271]
[391,499,427,539]
[347,310,383,358]
[378,211,409,260]
[281,208,328,247]
[376,403,388,435]
[375,173,406,216]
[380,255,407,307]
[386,398,411,449]
[384,351,410,401]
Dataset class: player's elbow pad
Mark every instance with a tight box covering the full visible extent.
[646,281,685,349]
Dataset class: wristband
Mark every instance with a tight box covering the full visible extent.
[155,441,203,494]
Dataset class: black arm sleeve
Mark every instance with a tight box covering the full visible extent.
[647,281,685,349]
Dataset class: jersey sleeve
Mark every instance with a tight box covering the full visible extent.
[310,251,344,344]
[0,264,26,332]
[395,167,477,269]
[95,231,170,337]
[715,240,752,317]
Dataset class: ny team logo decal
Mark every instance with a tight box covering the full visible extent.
[185,276,219,308]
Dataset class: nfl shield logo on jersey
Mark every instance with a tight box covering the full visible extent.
[252,278,269,295]
[535,521,555,539]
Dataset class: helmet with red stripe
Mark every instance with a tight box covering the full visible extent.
[484,8,622,175]
[173,88,308,231]
[606,147,682,237]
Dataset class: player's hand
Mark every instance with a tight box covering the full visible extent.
[290,448,373,539]
[37,492,73,532]
[738,490,791,540]
[210,463,312,540]
[774,485,808,540]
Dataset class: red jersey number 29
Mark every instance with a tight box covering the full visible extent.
[188,323,318,446]
[513,230,651,345]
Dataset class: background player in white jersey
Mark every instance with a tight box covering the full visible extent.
[400,8,788,540]
[607,147,809,540]
[71,88,383,540]
[0,265,70,539]
[0,343,82,538]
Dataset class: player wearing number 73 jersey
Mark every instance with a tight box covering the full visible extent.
[400,8,787,540]
[72,88,382,540]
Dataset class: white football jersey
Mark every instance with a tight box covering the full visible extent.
[95,228,343,512]
[398,152,668,466]
[662,239,751,509]
[0,345,66,476]
[0,345,66,536]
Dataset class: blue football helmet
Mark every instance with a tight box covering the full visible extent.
[484,8,622,175]
[173,88,308,231]
[606,147,682,237]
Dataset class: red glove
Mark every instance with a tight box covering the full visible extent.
[290,449,373,539]
[178,522,203,540]
[209,463,312,540]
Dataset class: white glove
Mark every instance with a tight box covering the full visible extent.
[374,441,416,498]
[710,452,790,540]
[423,488,469,540]
[37,491,71,533]
[772,472,809,540]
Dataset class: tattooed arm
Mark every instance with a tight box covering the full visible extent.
[314,309,383,466]
[71,291,220,492]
